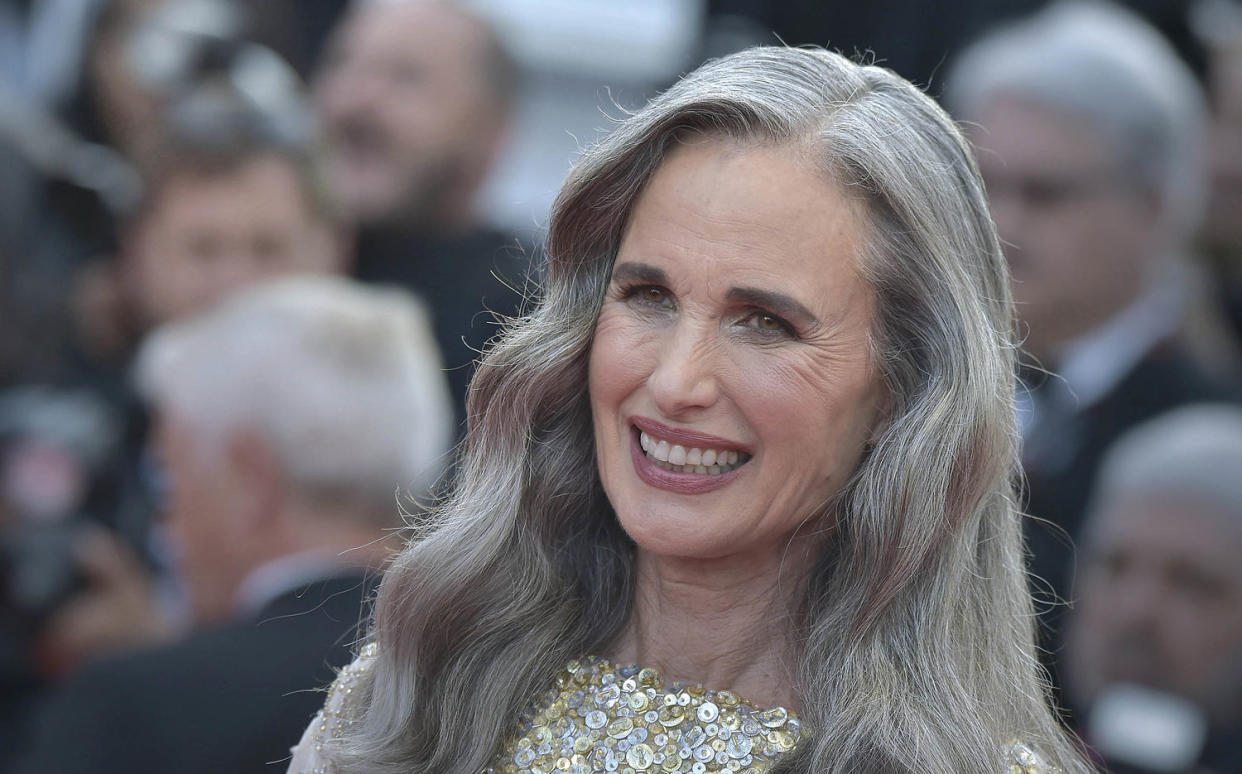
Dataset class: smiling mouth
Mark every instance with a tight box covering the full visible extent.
[635,427,751,475]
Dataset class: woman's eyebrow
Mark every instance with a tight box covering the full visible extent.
[610,262,668,285]
[726,286,821,327]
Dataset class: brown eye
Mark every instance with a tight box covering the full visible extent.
[615,282,675,310]
[747,312,788,333]
[626,285,673,308]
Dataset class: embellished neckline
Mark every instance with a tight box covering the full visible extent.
[489,655,803,773]
[575,655,800,722]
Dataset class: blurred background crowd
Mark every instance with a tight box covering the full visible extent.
[0,0,1240,772]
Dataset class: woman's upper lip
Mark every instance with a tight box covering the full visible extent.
[630,416,751,453]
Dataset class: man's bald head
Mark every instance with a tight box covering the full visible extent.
[314,0,516,231]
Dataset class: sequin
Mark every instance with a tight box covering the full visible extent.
[627,743,656,770]
[683,727,706,749]
[609,718,635,738]
[726,734,753,759]
[515,749,537,766]
[696,702,719,723]
[585,710,608,729]
[767,730,795,753]
[757,708,786,728]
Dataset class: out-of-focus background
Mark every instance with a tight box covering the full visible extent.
[1,1,1240,772]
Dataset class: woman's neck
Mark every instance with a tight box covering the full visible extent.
[606,547,813,710]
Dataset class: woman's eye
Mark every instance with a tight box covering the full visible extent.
[620,284,673,308]
[743,311,794,336]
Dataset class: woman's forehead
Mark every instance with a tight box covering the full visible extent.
[617,140,871,313]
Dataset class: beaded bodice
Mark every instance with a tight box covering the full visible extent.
[486,656,801,774]
[289,645,1056,774]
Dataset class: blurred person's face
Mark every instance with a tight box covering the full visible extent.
[1065,493,1242,725]
[153,411,253,623]
[313,1,506,231]
[126,154,344,328]
[969,97,1160,361]
[1203,43,1242,256]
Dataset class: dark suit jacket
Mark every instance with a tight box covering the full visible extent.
[1022,341,1240,706]
[12,571,377,774]
[1024,342,1239,614]
[353,226,530,425]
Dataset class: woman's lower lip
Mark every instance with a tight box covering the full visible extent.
[629,431,745,494]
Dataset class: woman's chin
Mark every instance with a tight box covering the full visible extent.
[615,512,736,561]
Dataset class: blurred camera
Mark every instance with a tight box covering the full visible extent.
[0,387,125,669]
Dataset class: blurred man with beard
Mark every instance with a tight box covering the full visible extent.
[315,0,527,419]
[1065,405,1242,773]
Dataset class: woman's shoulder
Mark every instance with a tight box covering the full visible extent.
[286,642,377,774]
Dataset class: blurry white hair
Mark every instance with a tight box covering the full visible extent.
[137,276,454,514]
[946,0,1208,238]
[1087,404,1242,538]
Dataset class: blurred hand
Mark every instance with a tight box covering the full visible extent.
[35,528,178,676]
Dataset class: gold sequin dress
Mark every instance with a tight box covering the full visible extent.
[286,644,1054,774]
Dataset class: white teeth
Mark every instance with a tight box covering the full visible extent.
[635,427,750,476]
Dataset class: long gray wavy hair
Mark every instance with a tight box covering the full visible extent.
[327,46,1090,774]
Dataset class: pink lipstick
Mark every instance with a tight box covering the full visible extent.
[628,417,749,495]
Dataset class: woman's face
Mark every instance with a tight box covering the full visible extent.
[588,139,885,563]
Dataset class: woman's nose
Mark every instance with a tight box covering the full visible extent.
[646,323,721,417]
